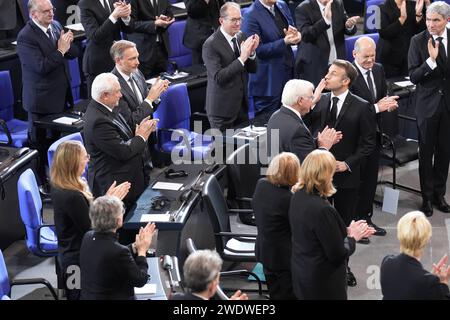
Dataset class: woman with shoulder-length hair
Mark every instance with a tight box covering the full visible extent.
[289,150,374,300]
[252,152,301,300]
[50,140,130,300]
[380,211,450,299]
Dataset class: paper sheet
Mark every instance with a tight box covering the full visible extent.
[382,186,399,215]
[53,116,79,125]
[65,23,85,31]
[134,283,157,295]
[140,214,171,222]
[171,2,186,9]
[152,181,183,190]
[393,80,414,88]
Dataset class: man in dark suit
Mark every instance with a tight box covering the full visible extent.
[408,1,450,217]
[16,0,78,184]
[267,79,341,162]
[183,0,224,65]
[350,36,399,243]
[128,0,174,78]
[79,0,134,97]
[202,2,258,131]
[295,0,358,86]
[241,0,301,114]
[83,73,158,209]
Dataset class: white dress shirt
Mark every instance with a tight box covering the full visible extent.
[354,60,380,113]
[116,68,153,107]
[317,0,337,64]
[330,89,349,118]
[426,30,448,70]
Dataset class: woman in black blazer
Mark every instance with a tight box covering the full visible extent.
[289,150,374,300]
[252,152,301,300]
[50,141,130,299]
[380,211,450,300]
[377,0,427,78]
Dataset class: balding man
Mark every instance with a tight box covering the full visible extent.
[350,36,399,243]
[83,73,158,210]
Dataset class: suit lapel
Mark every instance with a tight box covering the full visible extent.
[216,30,236,62]
[335,93,351,128]
[94,101,133,140]
[114,68,140,108]
[319,92,330,128]
[29,21,54,48]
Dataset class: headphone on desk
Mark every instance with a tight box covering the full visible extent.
[151,196,171,211]
[164,168,188,178]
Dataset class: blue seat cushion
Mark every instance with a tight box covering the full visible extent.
[0,119,28,147]
[39,227,58,252]
[160,132,212,159]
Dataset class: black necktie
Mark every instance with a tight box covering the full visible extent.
[231,38,240,60]
[436,37,446,68]
[114,111,133,138]
[46,28,55,46]
[327,97,339,127]
[153,0,158,15]
[366,70,376,101]
[103,0,111,14]
[129,75,142,104]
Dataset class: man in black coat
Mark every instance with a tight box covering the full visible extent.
[202,2,258,131]
[183,0,224,65]
[350,36,399,243]
[295,0,358,86]
[408,1,450,217]
[267,79,341,162]
[83,73,158,210]
[128,0,174,78]
[79,0,134,97]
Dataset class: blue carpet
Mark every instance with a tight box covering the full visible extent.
[248,262,266,282]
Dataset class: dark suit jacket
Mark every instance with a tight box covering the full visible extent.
[51,186,90,269]
[381,253,450,300]
[128,0,173,62]
[295,0,356,86]
[0,0,16,30]
[408,29,450,137]
[377,0,426,76]
[79,0,134,76]
[16,20,78,114]
[183,0,223,52]
[202,29,257,120]
[80,231,149,300]
[267,106,315,162]
[252,178,292,271]
[83,100,147,206]
[241,0,295,97]
[289,188,356,300]
[306,91,375,188]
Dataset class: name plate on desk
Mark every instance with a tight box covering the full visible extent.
[152,181,183,191]
[53,116,82,125]
[141,213,172,222]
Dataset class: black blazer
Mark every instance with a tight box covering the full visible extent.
[183,0,223,51]
[83,100,147,206]
[377,0,426,76]
[381,253,450,300]
[306,91,376,188]
[80,231,149,300]
[289,188,356,300]
[128,0,173,61]
[408,29,450,137]
[202,29,257,119]
[252,178,292,271]
[51,187,90,268]
[79,0,134,76]
[295,0,356,85]
[267,106,315,163]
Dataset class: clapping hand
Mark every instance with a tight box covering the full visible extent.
[106,180,131,200]
[347,220,376,241]
[134,222,157,256]
[345,16,360,29]
[427,38,440,61]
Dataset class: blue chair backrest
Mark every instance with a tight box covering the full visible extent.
[0,71,14,121]
[47,132,85,178]
[241,7,250,17]
[0,250,10,299]
[68,58,81,103]
[345,33,380,62]
[21,0,30,21]
[364,0,383,33]
[168,20,192,68]
[17,169,43,255]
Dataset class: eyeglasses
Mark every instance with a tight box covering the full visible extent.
[38,7,56,15]
[225,17,243,24]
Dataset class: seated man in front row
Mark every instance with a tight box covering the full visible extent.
[83,73,159,210]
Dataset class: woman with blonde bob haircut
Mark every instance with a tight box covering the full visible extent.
[50,141,130,300]
[289,150,374,299]
[380,211,450,299]
[252,152,301,299]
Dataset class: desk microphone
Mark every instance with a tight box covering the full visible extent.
[163,255,175,292]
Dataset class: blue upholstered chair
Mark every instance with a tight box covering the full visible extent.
[345,33,380,62]
[154,83,212,160]
[168,20,192,69]
[68,58,82,104]
[0,249,58,300]
[0,71,28,147]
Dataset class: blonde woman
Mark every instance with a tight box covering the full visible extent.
[252,152,301,300]
[50,140,130,299]
[289,150,374,299]
[380,211,450,299]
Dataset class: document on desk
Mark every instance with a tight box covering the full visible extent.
[152,181,183,191]
[141,214,171,222]
[171,2,186,9]
[393,80,414,87]
[53,116,80,125]
[65,23,85,31]
[134,283,157,295]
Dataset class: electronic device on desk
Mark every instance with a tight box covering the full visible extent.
[162,255,182,293]
[388,78,416,95]
[161,62,189,80]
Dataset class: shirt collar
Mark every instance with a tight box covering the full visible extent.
[116,68,132,82]
[331,89,349,102]
[32,19,52,35]
[316,0,325,12]
[220,26,236,44]
[96,100,114,113]
[354,60,371,75]
[432,29,448,42]
[259,0,275,12]
[283,104,302,120]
